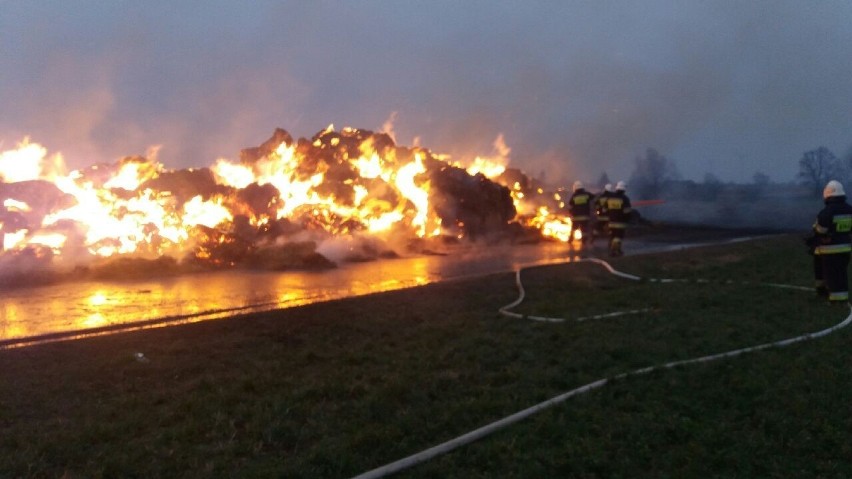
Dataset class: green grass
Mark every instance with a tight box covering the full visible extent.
[2,234,851,478]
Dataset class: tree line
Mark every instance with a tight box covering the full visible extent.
[794,146,852,197]
[604,146,845,201]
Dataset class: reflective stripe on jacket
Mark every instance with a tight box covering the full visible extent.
[569,190,592,220]
[815,243,852,255]
[605,192,632,225]
[814,196,852,253]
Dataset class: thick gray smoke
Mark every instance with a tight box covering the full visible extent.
[2,1,852,185]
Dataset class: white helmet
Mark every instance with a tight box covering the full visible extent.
[824,180,846,199]
[604,183,614,193]
[616,181,627,191]
[572,180,584,192]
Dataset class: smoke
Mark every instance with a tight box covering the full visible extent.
[380,112,399,144]
[641,195,819,232]
[2,1,852,184]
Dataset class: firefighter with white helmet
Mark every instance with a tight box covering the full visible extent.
[606,181,632,257]
[812,179,852,302]
[594,183,615,241]
[568,180,593,245]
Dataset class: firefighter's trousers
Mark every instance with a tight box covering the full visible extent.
[815,252,850,302]
[608,225,626,256]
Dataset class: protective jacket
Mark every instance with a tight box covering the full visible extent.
[595,191,613,221]
[606,191,632,229]
[813,195,852,254]
[568,188,592,221]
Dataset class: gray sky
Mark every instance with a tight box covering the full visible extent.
[2,0,851,183]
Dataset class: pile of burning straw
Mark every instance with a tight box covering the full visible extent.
[0,126,575,285]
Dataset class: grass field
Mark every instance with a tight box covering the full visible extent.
[2,234,851,478]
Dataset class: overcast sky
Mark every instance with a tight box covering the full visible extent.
[2,0,851,184]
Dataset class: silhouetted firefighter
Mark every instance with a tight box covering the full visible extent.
[810,180,852,303]
[606,181,632,257]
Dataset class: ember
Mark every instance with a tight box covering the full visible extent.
[0,126,574,284]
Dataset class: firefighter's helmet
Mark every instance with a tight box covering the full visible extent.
[573,180,584,192]
[616,181,627,191]
[824,180,846,199]
[604,183,614,193]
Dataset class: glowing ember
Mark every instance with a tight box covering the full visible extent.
[529,206,574,243]
[3,199,30,212]
[3,230,28,251]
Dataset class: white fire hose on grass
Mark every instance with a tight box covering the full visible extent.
[350,257,852,479]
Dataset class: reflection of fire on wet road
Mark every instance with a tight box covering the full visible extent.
[0,235,750,347]
[0,126,585,287]
[0,241,567,345]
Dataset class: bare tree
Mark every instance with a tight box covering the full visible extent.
[629,148,679,199]
[837,146,852,187]
[797,147,838,196]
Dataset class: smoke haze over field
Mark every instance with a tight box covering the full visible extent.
[3,1,852,183]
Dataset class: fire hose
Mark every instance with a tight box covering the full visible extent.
[350,257,852,479]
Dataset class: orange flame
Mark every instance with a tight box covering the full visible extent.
[0,126,579,272]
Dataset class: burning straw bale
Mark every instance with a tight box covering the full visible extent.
[234,183,282,220]
[0,180,74,228]
[427,163,517,240]
[240,128,294,164]
[143,168,230,204]
[0,125,567,286]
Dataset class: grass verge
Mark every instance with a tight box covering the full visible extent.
[1,234,851,478]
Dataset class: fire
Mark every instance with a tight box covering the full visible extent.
[212,133,436,238]
[459,149,576,243]
[0,137,68,185]
[1,125,582,279]
[183,195,233,229]
[529,206,574,243]
[40,173,188,258]
[3,199,30,213]
[466,157,507,178]
[3,230,28,250]
[394,153,429,237]
[212,159,254,189]
[465,133,510,178]
[103,157,162,191]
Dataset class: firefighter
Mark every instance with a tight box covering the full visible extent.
[594,183,614,242]
[606,181,632,257]
[812,180,852,303]
[568,180,592,244]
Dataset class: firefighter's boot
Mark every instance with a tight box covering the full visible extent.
[610,237,623,257]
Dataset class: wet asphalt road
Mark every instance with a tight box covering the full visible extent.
[0,233,761,347]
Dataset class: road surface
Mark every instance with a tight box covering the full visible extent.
[0,234,756,347]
